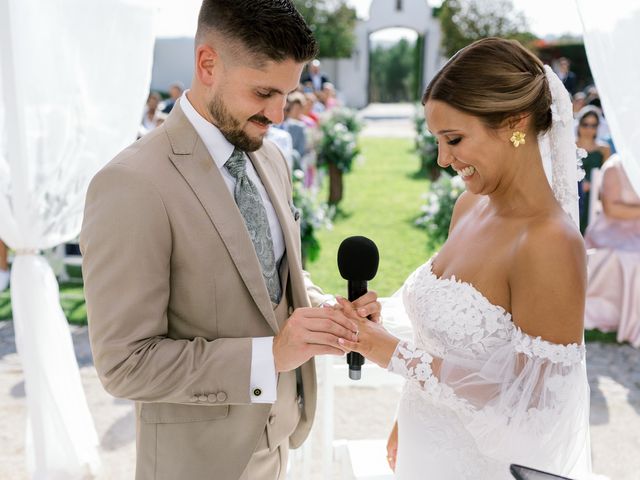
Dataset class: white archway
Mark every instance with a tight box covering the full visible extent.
[320,0,442,108]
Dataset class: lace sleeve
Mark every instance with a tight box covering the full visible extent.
[387,340,435,386]
[387,331,592,477]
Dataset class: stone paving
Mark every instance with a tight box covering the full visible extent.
[359,102,417,139]
[1,321,639,479]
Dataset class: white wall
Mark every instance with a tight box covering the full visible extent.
[322,0,444,108]
[367,0,432,34]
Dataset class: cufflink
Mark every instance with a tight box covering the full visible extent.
[253,388,262,397]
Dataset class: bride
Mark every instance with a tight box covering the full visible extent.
[337,38,594,479]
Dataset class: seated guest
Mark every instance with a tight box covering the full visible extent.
[287,92,316,128]
[282,94,309,163]
[302,92,320,126]
[319,82,339,110]
[161,81,184,114]
[584,154,640,346]
[139,91,167,137]
[572,91,586,116]
[300,59,330,92]
[576,106,611,233]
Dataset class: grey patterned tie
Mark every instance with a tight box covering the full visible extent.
[225,148,281,304]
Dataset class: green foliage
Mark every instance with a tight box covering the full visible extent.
[414,114,438,172]
[369,38,419,102]
[439,0,537,58]
[292,169,332,264]
[308,138,431,297]
[416,172,466,250]
[293,0,358,58]
[0,283,87,325]
[412,35,425,101]
[584,329,619,343]
[318,108,362,173]
[414,112,454,179]
[325,107,362,135]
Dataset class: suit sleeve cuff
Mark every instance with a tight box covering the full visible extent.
[250,337,277,403]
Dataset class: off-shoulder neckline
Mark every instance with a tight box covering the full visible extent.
[423,256,585,353]
[425,256,512,318]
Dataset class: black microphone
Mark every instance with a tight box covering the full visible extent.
[337,236,380,380]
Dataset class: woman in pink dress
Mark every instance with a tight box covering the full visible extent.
[584,154,640,345]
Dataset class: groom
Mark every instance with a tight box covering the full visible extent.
[80,1,380,479]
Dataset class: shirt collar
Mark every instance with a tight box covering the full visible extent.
[180,90,235,169]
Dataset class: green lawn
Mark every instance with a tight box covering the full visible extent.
[307,137,431,297]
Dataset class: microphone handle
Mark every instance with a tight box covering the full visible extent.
[347,280,368,380]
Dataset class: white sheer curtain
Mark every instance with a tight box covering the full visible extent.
[0,0,157,477]
[576,0,640,195]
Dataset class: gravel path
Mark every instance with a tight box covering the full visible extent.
[1,321,639,479]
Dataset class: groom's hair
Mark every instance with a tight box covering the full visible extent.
[196,0,318,65]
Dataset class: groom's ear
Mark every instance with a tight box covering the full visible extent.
[194,43,221,87]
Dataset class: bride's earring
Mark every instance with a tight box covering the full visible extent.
[510,131,526,148]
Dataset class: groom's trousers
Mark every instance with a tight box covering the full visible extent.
[240,256,301,480]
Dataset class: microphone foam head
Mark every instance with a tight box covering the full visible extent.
[337,236,379,281]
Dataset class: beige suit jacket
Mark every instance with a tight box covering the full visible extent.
[80,102,327,479]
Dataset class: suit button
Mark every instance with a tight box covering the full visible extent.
[217,392,227,402]
[189,396,198,403]
[198,395,207,402]
[207,394,217,403]
[253,388,262,397]
[268,414,276,425]
[288,306,294,315]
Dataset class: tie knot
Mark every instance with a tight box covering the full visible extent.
[225,148,246,179]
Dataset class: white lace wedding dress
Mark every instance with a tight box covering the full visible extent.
[384,256,594,479]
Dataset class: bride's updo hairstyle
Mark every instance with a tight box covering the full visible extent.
[423,37,552,136]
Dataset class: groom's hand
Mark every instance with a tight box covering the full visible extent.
[273,307,359,373]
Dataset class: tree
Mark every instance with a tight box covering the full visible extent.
[438,0,537,58]
[293,0,358,58]
[369,39,418,102]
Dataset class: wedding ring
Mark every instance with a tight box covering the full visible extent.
[354,330,359,340]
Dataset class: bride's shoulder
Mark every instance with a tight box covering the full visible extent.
[516,212,585,258]
[509,214,587,344]
[513,212,585,282]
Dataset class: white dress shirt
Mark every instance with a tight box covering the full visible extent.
[181,91,281,403]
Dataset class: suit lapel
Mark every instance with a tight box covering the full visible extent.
[164,103,279,333]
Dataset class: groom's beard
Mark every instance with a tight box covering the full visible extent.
[207,92,271,152]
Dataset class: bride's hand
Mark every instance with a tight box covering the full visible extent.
[334,296,400,368]
[387,420,398,471]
